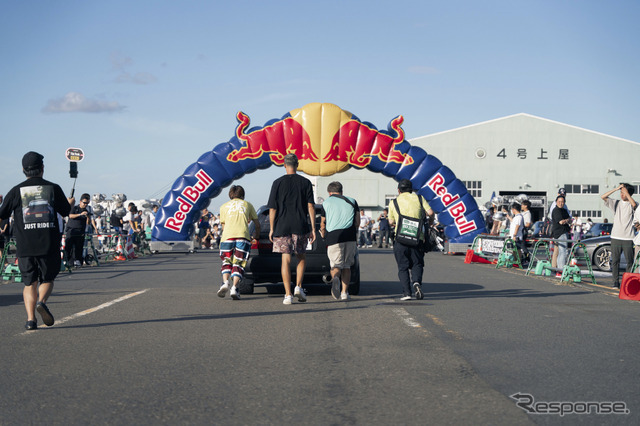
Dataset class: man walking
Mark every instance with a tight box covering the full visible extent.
[217,185,260,300]
[388,179,434,300]
[601,183,637,288]
[320,182,360,300]
[0,152,73,330]
[267,153,316,305]
[377,208,390,248]
[65,193,91,267]
[357,210,372,247]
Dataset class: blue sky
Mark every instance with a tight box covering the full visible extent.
[1,0,639,212]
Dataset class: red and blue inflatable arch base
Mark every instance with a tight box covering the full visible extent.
[152,103,487,245]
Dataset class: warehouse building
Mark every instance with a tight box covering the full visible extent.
[313,113,640,225]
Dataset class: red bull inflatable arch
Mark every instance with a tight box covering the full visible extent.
[152,102,486,245]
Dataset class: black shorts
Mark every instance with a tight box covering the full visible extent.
[18,253,61,285]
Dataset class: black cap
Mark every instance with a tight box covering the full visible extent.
[22,151,44,170]
[398,179,413,192]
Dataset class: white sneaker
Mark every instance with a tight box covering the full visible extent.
[294,286,307,302]
[230,286,240,300]
[340,292,350,301]
[400,295,412,301]
[283,295,293,305]
[217,282,229,298]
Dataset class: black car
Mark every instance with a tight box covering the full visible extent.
[23,200,54,224]
[240,205,361,294]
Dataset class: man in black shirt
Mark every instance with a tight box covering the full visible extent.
[267,153,316,305]
[0,152,73,330]
[65,194,91,267]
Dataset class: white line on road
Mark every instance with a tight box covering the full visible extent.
[393,307,422,328]
[21,289,149,335]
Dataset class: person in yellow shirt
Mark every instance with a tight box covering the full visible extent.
[388,179,434,300]
[216,185,260,300]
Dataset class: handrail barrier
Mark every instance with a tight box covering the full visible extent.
[466,234,597,285]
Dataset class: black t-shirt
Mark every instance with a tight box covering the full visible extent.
[267,174,314,237]
[551,206,571,238]
[65,205,90,235]
[0,177,71,257]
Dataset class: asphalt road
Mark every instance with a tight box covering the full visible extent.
[0,248,638,425]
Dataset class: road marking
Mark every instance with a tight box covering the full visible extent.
[426,313,463,340]
[21,289,149,335]
[393,308,422,328]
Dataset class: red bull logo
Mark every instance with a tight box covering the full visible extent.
[227,103,413,176]
[164,169,214,233]
[227,111,318,165]
[427,173,478,235]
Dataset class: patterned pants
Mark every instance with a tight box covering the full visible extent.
[220,238,251,280]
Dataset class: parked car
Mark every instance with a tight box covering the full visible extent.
[529,221,546,238]
[582,222,612,239]
[240,205,360,295]
[576,235,628,272]
[23,199,54,223]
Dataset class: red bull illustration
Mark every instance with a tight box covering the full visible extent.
[153,102,486,244]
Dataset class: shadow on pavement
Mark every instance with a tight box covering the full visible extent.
[41,304,371,330]
[424,282,592,299]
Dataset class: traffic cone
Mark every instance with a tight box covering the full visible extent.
[619,273,640,301]
[464,249,492,265]
[115,237,126,261]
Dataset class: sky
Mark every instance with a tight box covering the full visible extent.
[1,0,639,213]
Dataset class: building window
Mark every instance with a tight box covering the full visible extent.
[564,184,599,194]
[384,195,395,207]
[462,181,482,198]
[577,210,602,219]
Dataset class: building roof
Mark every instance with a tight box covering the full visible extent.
[410,113,639,146]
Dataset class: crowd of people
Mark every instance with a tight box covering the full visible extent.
[483,186,640,283]
[210,153,435,305]
[5,150,636,331]
[0,152,168,330]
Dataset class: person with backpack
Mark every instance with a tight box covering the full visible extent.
[320,181,360,301]
[388,179,434,300]
[601,183,637,288]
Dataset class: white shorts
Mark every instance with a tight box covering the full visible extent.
[327,241,357,269]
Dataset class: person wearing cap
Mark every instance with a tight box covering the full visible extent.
[388,179,434,300]
[0,152,73,330]
[267,153,316,305]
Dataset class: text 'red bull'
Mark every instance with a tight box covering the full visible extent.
[164,170,214,233]
[323,116,413,168]
[427,173,478,235]
[227,112,317,165]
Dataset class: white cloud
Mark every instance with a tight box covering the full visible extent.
[110,51,157,85]
[114,72,157,85]
[408,66,440,75]
[110,51,133,71]
[42,92,126,114]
